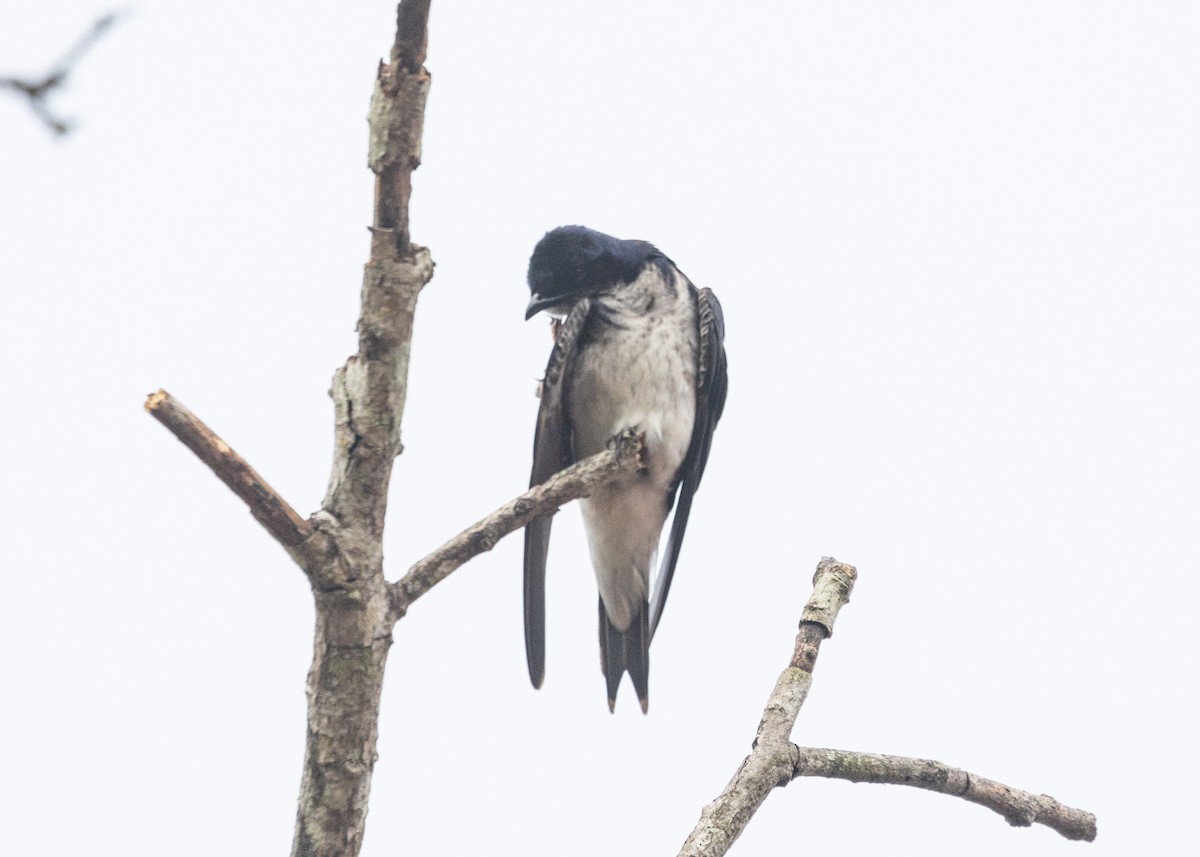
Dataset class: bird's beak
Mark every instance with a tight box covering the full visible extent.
[525,292,555,320]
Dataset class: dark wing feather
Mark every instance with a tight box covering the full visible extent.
[649,286,728,639]
[524,299,593,688]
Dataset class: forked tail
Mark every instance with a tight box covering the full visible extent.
[598,598,650,713]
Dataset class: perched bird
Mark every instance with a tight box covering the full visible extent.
[523,225,728,712]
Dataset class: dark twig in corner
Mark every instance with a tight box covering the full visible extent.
[1,11,122,136]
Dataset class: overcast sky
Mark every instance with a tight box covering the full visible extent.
[3,2,1196,855]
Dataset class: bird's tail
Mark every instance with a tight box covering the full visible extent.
[598,598,650,713]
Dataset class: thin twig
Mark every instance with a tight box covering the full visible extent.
[391,429,645,617]
[145,390,313,546]
[791,748,1097,841]
[1,11,122,135]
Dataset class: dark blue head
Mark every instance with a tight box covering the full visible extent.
[526,225,658,319]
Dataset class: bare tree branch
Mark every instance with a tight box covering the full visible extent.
[370,0,432,254]
[791,748,1097,841]
[145,389,647,857]
[286,4,434,854]
[677,558,1095,855]
[391,429,646,617]
[392,0,431,72]
[144,390,313,546]
[319,244,433,550]
[1,11,121,136]
[677,558,856,857]
[142,4,433,854]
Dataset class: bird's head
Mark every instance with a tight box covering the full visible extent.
[525,225,656,320]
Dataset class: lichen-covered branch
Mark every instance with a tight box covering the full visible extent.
[791,748,1097,841]
[285,5,435,856]
[391,429,646,617]
[144,389,313,546]
[677,558,1095,856]
[677,558,856,857]
[320,244,433,546]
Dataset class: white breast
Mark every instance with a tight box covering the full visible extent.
[568,263,699,629]
[570,265,697,478]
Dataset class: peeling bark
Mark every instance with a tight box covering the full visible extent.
[322,243,434,533]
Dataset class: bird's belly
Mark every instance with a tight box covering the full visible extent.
[579,480,669,630]
[570,317,697,630]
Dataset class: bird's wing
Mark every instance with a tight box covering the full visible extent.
[649,286,728,638]
[524,299,593,689]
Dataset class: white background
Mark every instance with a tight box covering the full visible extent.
[2,2,1196,854]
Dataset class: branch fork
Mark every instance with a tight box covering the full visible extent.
[676,559,1096,857]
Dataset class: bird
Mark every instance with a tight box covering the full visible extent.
[523,225,728,712]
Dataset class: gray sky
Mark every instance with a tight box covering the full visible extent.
[3,2,1196,854]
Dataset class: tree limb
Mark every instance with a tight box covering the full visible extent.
[144,389,313,546]
[791,748,1097,841]
[677,558,856,857]
[391,428,646,617]
[319,243,433,555]
[677,558,1095,855]
[288,4,434,854]
[370,0,431,254]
